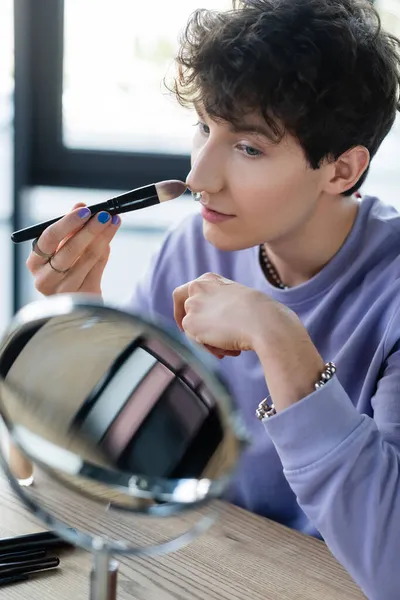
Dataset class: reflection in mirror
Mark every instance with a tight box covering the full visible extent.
[0,297,247,522]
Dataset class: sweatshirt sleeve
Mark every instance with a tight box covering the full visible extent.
[263,349,400,600]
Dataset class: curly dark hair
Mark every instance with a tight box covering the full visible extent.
[170,0,400,195]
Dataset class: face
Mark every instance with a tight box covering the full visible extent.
[186,108,328,252]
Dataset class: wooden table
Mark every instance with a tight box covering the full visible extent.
[0,474,365,600]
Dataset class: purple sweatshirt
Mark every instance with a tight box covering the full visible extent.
[126,195,400,599]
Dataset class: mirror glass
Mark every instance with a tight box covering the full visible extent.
[0,295,248,551]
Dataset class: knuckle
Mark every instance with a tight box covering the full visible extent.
[42,227,62,248]
[181,314,196,338]
[85,239,108,261]
[96,247,110,269]
[173,285,184,299]
[84,247,98,263]
[98,257,109,270]
[25,255,35,272]
[98,238,110,254]
[59,241,76,262]
[33,278,42,293]
[34,275,52,296]
[188,280,201,295]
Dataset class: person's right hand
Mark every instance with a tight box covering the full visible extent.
[26,203,121,296]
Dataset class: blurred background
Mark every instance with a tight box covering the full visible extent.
[0,0,399,334]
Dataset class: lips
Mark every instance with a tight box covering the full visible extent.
[200,203,234,217]
[200,204,236,224]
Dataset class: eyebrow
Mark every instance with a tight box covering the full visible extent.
[230,122,275,141]
[194,105,275,142]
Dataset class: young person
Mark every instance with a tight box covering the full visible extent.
[27,1,400,597]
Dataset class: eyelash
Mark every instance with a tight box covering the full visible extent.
[193,121,264,158]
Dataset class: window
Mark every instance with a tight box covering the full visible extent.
[63,0,232,154]
[20,0,230,191]
[376,0,400,36]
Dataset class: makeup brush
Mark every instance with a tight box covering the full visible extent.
[0,549,47,563]
[0,529,75,554]
[11,180,188,243]
[0,556,60,577]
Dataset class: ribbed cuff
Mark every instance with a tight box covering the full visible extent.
[263,376,365,471]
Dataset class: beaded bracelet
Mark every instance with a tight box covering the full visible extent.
[255,361,337,421]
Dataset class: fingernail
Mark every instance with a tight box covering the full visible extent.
[78,207,91,219]
[98,212,110,224]
[111,214,120,225]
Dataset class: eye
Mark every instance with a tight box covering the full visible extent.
[194,121,210,135]
[237,144,263,157]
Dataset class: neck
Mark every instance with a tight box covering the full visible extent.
[263,194,360,288]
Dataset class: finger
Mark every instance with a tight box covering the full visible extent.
[46,240,111,295]
[203,344,225,359]
[219,349,241,356]
[35,218,120,295]
[199,272,230,284]
[78,253,109,294]
[27,205,93,271]
[41,212,120,278]
[60,203,87,245]
[173,283,190,330]
[204,344,241,357]
[198,272,220,281]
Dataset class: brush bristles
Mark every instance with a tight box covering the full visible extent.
[155,180,187,202]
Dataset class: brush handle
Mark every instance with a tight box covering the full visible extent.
[0,557,60,577]
[11,185,159,243]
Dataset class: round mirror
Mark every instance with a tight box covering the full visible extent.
[0,294,249,559]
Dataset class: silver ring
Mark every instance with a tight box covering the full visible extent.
[191,192,202,202]
[32,237,54,260]
[48,256,70,275]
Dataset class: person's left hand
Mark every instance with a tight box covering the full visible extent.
[173,272,274,358]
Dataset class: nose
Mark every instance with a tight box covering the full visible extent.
[186,139,225,197]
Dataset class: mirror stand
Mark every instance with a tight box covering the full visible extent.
[90,539,119,600]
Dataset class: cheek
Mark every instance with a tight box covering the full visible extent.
[231,161,319,222]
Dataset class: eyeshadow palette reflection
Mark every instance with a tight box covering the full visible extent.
[71,335,224,480]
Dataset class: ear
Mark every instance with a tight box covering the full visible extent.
[323,146,370,195]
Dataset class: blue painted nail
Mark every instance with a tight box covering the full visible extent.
[78,207,91,219]
[111,214,120,225]
[98,212,110,224]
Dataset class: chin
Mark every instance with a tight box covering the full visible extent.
[202,221,254,252]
